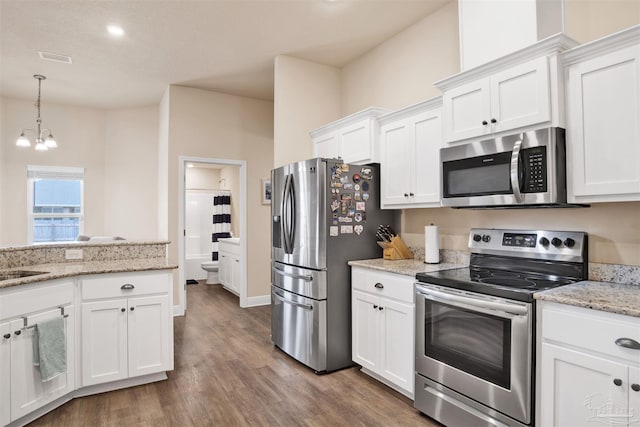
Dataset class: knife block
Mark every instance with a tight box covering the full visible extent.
[378,236,414,260]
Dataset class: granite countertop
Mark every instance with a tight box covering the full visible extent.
[0,257,177,290]
[348,258,463,277]
[534,281,640,318]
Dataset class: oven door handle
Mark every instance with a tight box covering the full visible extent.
[416,288,528,317]
[510,134,524,204]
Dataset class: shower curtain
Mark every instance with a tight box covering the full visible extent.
[211,190,232,261]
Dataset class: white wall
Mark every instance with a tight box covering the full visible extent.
[220,165,240,237]
[340,1,460,114]
[565,0,640,43]
[0,97,107,246]
[273,55,341,168]
[185,167,220,190]
[103,106,159,240]
[164,85,273,298]
[0,97,160,246]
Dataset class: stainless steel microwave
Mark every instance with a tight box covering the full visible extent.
[441,127,581,208]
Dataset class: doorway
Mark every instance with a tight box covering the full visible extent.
[178,156,248,314]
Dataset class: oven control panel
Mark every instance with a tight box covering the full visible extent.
[469,228,586,262]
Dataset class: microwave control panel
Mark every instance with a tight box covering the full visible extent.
[522,146,547,193]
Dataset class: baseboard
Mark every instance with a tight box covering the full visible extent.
[245,294,270,307]
[173,304,184,317]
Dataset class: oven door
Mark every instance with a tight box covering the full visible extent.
[415,282,532,424]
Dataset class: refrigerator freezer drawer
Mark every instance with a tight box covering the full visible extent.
[271,285,327,372]
[271,262,327,300]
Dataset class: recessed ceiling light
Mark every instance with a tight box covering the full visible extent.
[107,25,125,37]
[187,163,194,168]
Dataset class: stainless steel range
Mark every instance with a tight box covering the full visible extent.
[414,228,588,427]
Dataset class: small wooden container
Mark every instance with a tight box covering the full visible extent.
[377,235,414,260]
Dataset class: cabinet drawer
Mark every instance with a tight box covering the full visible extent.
[0,280,74,320]
[351,267,414,303]
[81,271,170,300]
[541,303,640,364]
[219,241,240,256]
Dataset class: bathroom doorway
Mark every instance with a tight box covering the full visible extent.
[178,156,247,313]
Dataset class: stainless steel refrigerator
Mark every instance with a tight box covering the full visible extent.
[271,158,396,373]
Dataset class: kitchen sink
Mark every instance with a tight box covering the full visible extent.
[0,270,48,281]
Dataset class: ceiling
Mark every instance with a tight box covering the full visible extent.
[0,0,450,109]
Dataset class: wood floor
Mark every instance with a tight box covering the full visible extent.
[30,282,441,426]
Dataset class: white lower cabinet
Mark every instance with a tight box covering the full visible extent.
[80,271,172,387]
[219,239,240,295]
[0,280,75,426]
[351,267,414,398]
[538,301,640,426]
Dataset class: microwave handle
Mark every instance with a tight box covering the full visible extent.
[510,134,524,203]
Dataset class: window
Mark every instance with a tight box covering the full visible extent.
[27,165,84,243]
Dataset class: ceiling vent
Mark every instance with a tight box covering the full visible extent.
[38,51,72,64]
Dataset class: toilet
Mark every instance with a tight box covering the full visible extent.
[201,261,219,284]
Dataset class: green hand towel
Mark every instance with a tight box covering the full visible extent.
[32,317,67,382]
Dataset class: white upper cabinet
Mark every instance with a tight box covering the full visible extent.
[564,26,640,203]
[310,107,388,165]
[379,98,442,208]
[436,34,578,144]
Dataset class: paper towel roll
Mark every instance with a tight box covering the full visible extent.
[425,225,439,264]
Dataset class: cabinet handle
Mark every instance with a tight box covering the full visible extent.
[404,193,409,197]
[121,308,126,312]
[130,307,135,311]
[374,283,384,289]
[490,118,497,124]
[3,333,10,339]
[378,306,384,311]
[632,384,640,392]
[614,378,623,386]
[409,192,414,196]
[373,304,378,309]
[482,120,488,126]
[14,330,21,336]
[615,337,640,350]
[121,284,135,290]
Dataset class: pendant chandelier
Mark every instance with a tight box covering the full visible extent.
[16,74,58,151]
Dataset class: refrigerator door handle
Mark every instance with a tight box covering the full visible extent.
[282,174,292,254]
[283,173,296,254]
[273,290,314,310]
[272,266,313,282]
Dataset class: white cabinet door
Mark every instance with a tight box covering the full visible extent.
[568,45,640,202]
[380,120,412,206]
[312,131,339,159]
[378,298,414,395]
[412,110,442,205]
[10,307,75,421]
[81,300,128,386]
[540,342,629,427]
[352,290,379,372]
[491,56,550,134]
[127,295,170,378]
[443,78,491,142]
[0,321,10,426]
[340,119,371,164]
[630,366,640,426]
[230,256,240,293]
[444,57,551,143]
[219,253,229,286]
